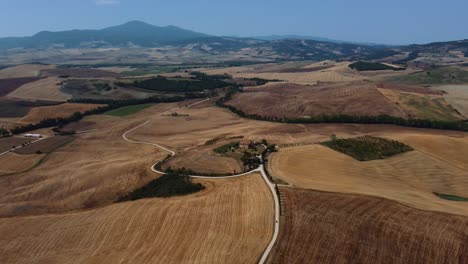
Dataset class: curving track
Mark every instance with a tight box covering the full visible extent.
[121,98,280,264]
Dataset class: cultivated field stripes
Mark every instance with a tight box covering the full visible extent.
[0,175,274,264]
[268,188,468,264]
[270,143,468,216]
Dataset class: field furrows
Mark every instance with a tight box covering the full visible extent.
[0,174,274,264]
[268,188,468,264]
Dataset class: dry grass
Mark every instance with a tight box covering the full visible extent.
[379,88,463,121]
[162,142,245,174]
[0,173,274,264]
[202,62,365,85]
[6,77,70,102]
[0,64,55,79]
[18,103,104,124]
[437,85,468,118]
[227,82,408,119]
[270,133,468,216]
[268,187,468,264]
[0,102,193,217]
[13,136,74,155]
[1,100,465,218]
[0,152,44,175]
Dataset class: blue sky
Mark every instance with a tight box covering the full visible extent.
[0,0,467,44]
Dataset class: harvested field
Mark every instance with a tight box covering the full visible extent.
[0,102,186,217]
[270,136,468,216]
[18,103,104,124]
[6,77,70,102]
[202,62,365,85]
[40,68,120,78]
[0,174,274,264]
[227,82,408,119]
[0,137,32,153]
[0,77,45,97]
[386,133,468,171]
[13,136,74,155]
[0,64,54,79]
[0,152,44,175]
[162,142,245,175]
[0,98,60,118]
[268,188,468,264]
[379,88,463,121]
[2,99,464,218]
[438,85,468,117]
[376,82,445,95]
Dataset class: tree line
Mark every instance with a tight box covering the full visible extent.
[116,73,230,93]
[10,94,203,135]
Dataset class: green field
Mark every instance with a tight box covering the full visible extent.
[104,104,154,117]
[387,67,468,85]
[322,136,413,161]
[435,193,468,202]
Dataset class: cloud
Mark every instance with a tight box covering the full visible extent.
[95,0,120,5]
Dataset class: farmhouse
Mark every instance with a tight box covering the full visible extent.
[24,133,42,139]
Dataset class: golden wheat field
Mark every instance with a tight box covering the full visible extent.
[0,64,55,79]
[0,173,274,264]
[267,187,468,264]
[269,133,468,216]
[6,77,70,102]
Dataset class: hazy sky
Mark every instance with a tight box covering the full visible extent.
[0,0,467,44]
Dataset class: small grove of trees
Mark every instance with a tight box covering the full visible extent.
[213,141,240,154]
[116,168,205,202]
[0,128,10,137]
[322,136,413,161]
[116,74,231,93]
[241,151,261,169]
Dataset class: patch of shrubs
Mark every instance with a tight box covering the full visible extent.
[116,168,205,202]
[322,135,413,161]
[213,141,240,154]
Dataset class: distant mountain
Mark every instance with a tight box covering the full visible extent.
[252,35,385,46]
[0,21,466,66]
[0,21,212,49]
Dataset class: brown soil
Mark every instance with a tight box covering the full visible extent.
[268,187,468,264]
[0,137,31,152]
[13,136,74,155]
[227,82,408,119]
[0,77,45,97]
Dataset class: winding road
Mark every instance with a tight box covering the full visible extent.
[121,98,280,264]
